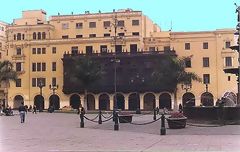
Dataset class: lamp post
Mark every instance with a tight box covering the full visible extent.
[205,83,209,92]
[235,3,240,104]
[49,84,58,111]
[38,80,44,112]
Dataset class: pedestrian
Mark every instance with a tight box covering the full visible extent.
[178,103,183,113]
[28,105,32,112]
[156,106,159,114]
[24,105,28,114]
[33,105,37,114]
[19,102,27,123]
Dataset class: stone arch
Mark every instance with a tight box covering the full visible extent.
[159,93,171,109]
[182,92,195,107]
[143,93,155,110]
[87,94,95,110]
[49,94,60,110]
[13,95,24,109]
[114,93,125,110]
[34,95,44,111]
[201,92,214,106]
[70,94,80,109]
[99,94,110,110]
[128,93,140,111]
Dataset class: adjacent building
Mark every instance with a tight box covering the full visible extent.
[4,9,238,110]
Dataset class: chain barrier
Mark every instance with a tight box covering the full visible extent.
[83,115,99,123]
[119,116,161,125]
[101,116,114,122]
[101,113,113,119]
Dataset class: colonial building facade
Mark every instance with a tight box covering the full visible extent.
[4,9,237,110]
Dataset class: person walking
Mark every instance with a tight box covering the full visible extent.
[179,103,183,113]
[19,102,27,123]
[33,105,37,114]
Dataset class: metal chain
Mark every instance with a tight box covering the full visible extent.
[126,116,161,125]
[101,116,114,122]
[83,115,99,123]
[101,113,113,119]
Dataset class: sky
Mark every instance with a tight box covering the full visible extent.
[0,0,238,32]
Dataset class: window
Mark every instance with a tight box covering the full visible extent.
[203,74,210,84]
[22,34,25,40]
[16,48,22,55]
[89,34,96,38]
[42,32,46,39]
[62,35,69,39]
[225,41,231,48]
[103,21,110,27]
[203,42,208,49]
[37,78,46,87]
[16,79,21,87]
[86,46,93,54]
[118,33,125,36]
[52,77,57,86]
[52,62,56,71]
[32,63,36,71]
[16,62,21,72]
[0,42,2,50]
[76,23,83,29]
[104,33,110,37]
[37,63,41,71]
[62,23,69,29]
[0,53,1,59]
[42,63,46,71]
[132,32,139,36]
[17,33,21,40]
[71,46,78,55]
[32,78,36,87]
[203,57,209,67]
[89,22,96,28]
[42,48,46,54]
[132,20,139,26]
[228,76,231,81]
[32,48,36,54]
[37,48,41,54]
[149,47,155,51]
[76,35,83,38]
[164,46,171,51]
[185,43,190,50]
[52,47,56,54]
[14,34,16,40]
[130,44,138,54]
[100,45,107,54]
[33,32,36,40]
[185,58,191,68]
[118,20,124,27]
[37,32,41,40]
[225,57,232,67]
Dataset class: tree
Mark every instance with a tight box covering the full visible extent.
[73,57,103,110]
[0,60,18,107]
[152,55,201,109]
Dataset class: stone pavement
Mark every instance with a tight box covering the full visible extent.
[0,112,240,152]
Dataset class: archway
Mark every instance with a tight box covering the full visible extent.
[114,93,125,110]
[70,94,80,109]
[87,94,95,110]
[99,94,110,110]
[49,95,60,110]
[34,95,44,111]
[13,95,24,109]
[182,92,195,107]
[128,93,140,111]
[159,93,171,109]
[201,92,214,106]
[143,93,155,110]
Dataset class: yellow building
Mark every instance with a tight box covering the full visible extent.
[5,9,238,110]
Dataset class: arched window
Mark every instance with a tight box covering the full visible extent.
[37,32,41,40]
[42,32,46,40]
[14,34,16,40]
[17,33,21,40]
[33,32,36,40]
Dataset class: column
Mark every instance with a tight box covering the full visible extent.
[95,94,99,110]
[110,94,114,110]
[155,93,159,108]
[80,95,84,108]
[140,93,144,110]
[124,94,129,110]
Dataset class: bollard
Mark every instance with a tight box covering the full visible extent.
[153,108,156,120]
[80,111,84,128]
[114,111,119,131]
[98,110,102,124]
[160,114,166,135]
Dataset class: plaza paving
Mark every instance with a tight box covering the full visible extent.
[0,112,240,152]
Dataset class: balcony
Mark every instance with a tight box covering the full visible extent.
[12,54,25,61]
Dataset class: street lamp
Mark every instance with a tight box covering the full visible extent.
[49,84,58,95]
[205,83,209,92]
[181,83,192,93]
[38,80,44,112]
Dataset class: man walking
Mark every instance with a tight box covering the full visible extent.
[19,102,27,123]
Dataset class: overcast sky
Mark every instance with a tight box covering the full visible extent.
[0,0,238,31]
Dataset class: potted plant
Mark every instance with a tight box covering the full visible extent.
[167,112,187,129]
